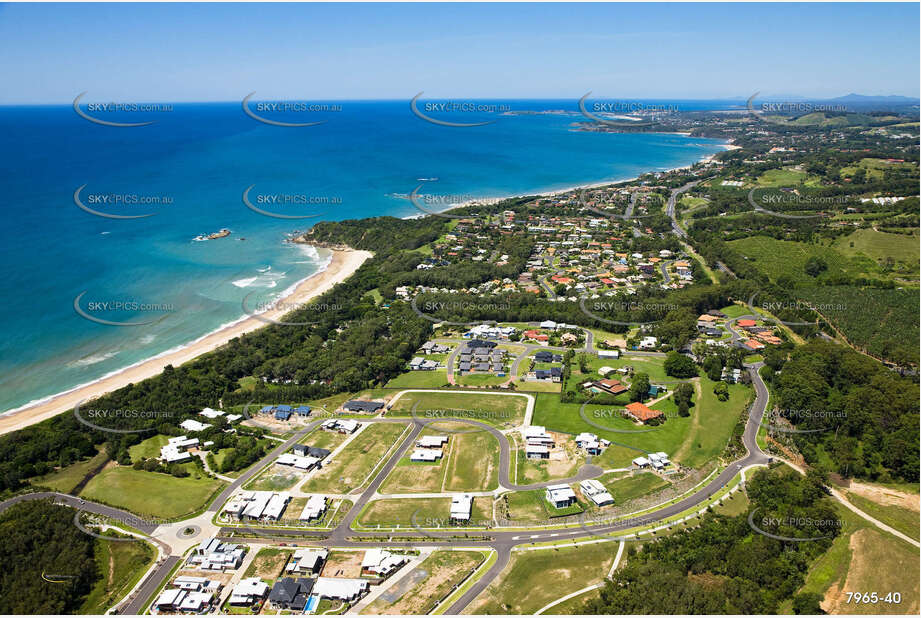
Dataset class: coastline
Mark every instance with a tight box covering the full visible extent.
[403,138,736,219]
[0,248,373,436]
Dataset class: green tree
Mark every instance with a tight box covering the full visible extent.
[664,351,698,378]
[713,381,729,401]
[628,373,651,402]
[804,256,828,277]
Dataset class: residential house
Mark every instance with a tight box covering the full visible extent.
[268,577,315,611]
[580,479,615,506]
[624,402,663,423]
[229,578,269,606]
[361,549,407,578]
[545,484,577,508]
[286,548,329,575]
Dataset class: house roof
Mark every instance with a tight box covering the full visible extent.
[625,402,662,421]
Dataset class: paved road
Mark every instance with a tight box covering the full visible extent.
[715,260,738,279]
[121,556,182,615]
[659,259,674,283]
[0,491,163,536]
[5,356,771,614]
[666,180,701,238]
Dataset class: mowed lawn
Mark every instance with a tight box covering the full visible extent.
[465,542,617,614]
[358,496,493,528]
[362,550,487,615]
[533,376,749,469]
[387,391,528,430]
[384,370,450,389]
[301,422,408,494]
[598,471,671,504]
[79,466,225,520]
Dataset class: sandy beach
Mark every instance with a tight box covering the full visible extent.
[0,248,373,436]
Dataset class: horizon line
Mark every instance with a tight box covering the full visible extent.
[2,93,919,107]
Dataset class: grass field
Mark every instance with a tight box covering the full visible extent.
[80,465,224,520]
[387,391,528,430]
[362,550,487,614]
[298,425,352,451]
[502,488,584,523]
[756,168,812,187]
[444,431,501,492]
[247,464,302,492]
[80,536,156,614]
[597,471,671,504]
[455,373,509,387]
[533,376,749,469]
[464,542,616,614]
[128,435,170,461]
[358,496,493,528]
[301,423,408,494]
[727,236,876,285]
[30,448,108,493]
[385,370,450,389]
[379,423,470,494]
[832,228,919,272]
[242,547,292,579]
[795,503,919,615]
[844,492,919,541]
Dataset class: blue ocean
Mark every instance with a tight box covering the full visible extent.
[0,99,735,413]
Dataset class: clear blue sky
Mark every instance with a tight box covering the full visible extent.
[0,2,917,103]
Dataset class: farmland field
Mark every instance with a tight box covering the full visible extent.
[726,236,877,284]
[796,286,919,364]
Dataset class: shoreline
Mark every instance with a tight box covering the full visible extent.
[403,138,736,219]
[0,248,373,436]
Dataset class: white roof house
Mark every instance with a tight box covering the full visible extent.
[417,435,449,448]
[180,419,212,433]
[287,548,329,574]
[580,479,615,506]
[160,435,199,463]
[179,591,212,612]
[200,407,224,419]
[262,493,291,520]
[298,495,328,521]
[632,456,650,467]
[229,578,269,605]
[545,483,577,508]
[242,491,274,519]
[410,448,443,462]
[190,537,245,571]
[276,453,321,470]
[450,494,473,521]
[361,549,407,577]
[154,589,186,610]
[522,425,553,444]
[312,578,369,601]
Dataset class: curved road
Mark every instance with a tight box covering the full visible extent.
[3,361,771,614]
